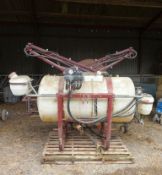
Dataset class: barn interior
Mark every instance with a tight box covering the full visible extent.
[0,1,162,175]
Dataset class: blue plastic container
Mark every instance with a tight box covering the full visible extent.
[156,98,162,114]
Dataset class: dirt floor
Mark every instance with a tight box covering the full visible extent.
[0,102,162,175]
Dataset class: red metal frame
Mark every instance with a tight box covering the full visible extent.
[24,43,137,72]
[57,93,113,151]
[57,94,64,151]
[103,77,113,149]
[57,77,65,151]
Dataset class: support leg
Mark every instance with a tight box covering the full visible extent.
[57,94,64,151]
[103,96,113,149]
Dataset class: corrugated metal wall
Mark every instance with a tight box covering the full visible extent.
[0,24,161,75]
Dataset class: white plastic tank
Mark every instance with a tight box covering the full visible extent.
[137,94,154,115]
[37,75,136,123]
[9,72,32,96]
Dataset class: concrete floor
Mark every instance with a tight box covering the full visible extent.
[0,103,162,175]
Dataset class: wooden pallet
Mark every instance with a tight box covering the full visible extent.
[42,129,134,164]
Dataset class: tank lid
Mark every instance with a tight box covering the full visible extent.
[141,93,154,103]
[8,72,18,79]
[9,75,31,84]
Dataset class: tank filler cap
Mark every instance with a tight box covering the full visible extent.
[8,72,18,79]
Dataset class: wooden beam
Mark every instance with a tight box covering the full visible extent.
[0,20,141,29]
[1,20,162,30]
[1,11,162,30]
[0,10,151,21]
[56,0,162,8]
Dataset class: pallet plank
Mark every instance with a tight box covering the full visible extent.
[42,130,134,164]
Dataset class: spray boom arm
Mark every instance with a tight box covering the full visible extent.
[24,43,137,72]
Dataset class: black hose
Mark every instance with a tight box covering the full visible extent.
[86,126,106,139]
[67,90,106,124]
[67,90,139,125]
[112,98,136,116]
[113,100,137,117]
